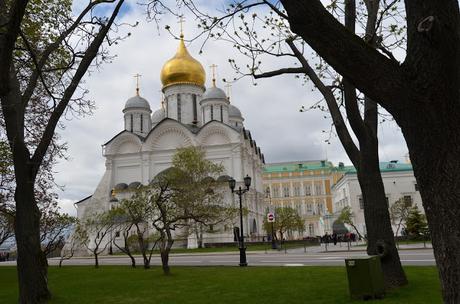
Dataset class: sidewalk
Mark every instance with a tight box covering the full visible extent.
[303,242,433,254]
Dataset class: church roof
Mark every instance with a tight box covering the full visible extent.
[264,160,334,173]
[75,195,92,205]
[160,37,206,88]
[152,108,165,124]
[103,130,145,146]
[229,104,243,118]
[124,95,151,111]
[202,86,227,101]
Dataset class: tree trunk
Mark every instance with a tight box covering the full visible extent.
[94,252,99,268]
[196,224,204,249]
[129,254,136,268]
[15,173,51,303]
[399,110,460,303]
[160,248,170,275]
[357,150,408,288]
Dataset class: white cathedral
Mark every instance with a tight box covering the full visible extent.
[75,34,267,248]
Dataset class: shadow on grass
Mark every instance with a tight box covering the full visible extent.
[0,266,442,303]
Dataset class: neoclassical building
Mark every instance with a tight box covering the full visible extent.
[332,161,423,237]
[263,160,343,238]
[76,34,266,248]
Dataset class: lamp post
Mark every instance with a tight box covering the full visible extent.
[265,187,277,249]
[228,175,251,267]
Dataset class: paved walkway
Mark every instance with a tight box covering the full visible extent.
[279,242,433,254]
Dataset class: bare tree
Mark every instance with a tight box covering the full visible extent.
[180,0,407,287]
[389,197,412,238]
[0,0,128,301]
[178,0,460,300]
[74,210,118,268]
[0,212,14,247]
[111,219,137,268]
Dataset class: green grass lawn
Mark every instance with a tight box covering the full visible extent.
[0,266,441,303]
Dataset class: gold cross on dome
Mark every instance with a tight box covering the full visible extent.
[178,15,185,38]
[134,73,142,95]
[210,64,218,87]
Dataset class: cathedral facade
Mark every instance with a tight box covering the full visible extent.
[76,35,267,248]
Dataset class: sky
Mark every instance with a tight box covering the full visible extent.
[55,1,409,215]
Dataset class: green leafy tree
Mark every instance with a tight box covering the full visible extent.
[172,146,234,248]
[263,207,304,241]
[117,190,159,269]
[405,206,428,237]
[147,147,235,275]
[337,206,364,240]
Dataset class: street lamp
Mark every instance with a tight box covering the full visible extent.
[229,175,251,267]
[265,187,277,249]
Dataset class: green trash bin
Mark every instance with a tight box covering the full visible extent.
[345,255,385,300]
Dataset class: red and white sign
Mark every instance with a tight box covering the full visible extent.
[267,212,275,223]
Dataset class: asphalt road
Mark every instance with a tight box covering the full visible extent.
[19,248,434,267]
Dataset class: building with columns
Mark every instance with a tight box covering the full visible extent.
[75,34,267,249]
[262,160,344,238]
[331,161,423,237]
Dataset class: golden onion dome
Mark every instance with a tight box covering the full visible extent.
[160,37,206,88]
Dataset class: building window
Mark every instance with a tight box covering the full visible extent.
[202,108,205,123]
[115,231,120,238]
[318,203,324,214]
[359,196,364,209]
[414,183,419,191]
[283,186,290,197]
[211,105,214,120]
[403,195,413,207]
[296,203,301,214]
[308,224,315,236]
[315,184,323,195]
[273,187,279,198]
[294,186,300,197]
[265,187,271,198]
[305,185,311,196]
[130,114,133,132]
[307,203,313,214]
[165,96,169,117]
[220,105,223,122]
[140,114,143,132]
[177,94,182,122]
[192,94,197,123]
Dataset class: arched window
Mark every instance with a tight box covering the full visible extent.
[140,114,143,132]
[220,105,223,122]
[210,105,214,120]
[130,114,133,132]
[192,94,198,123]
[177,94,182,122]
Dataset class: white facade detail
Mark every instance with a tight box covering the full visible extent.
[75,40,266,250]
[332,164,423,237]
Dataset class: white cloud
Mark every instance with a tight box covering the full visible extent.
[54,3,408,209]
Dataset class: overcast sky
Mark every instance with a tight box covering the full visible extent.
[55,1,408,215]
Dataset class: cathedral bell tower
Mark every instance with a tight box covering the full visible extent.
[123,75,152,136]
[159,30,206,126]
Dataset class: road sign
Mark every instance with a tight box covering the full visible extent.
[267,212,275,223]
